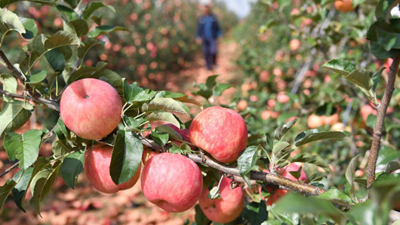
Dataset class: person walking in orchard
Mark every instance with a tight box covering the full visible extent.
[196,4,222,71]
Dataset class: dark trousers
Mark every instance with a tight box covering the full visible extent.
[202,39,217,70]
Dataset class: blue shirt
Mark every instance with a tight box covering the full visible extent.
[203,15,214,40]
[197,14,222,40]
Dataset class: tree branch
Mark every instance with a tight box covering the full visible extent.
[0,161,19,177]
[139,137,325,196]
[367,54,400,188]
[0,89,60,111]
[0,50,26,82]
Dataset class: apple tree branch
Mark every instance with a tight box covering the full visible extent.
[367,54,400,187]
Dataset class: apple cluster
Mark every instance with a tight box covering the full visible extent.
[60,80,249,223]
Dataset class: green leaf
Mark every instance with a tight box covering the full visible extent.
[323,59,377,103]
[242,200,268,225]
[91,68,123,93]
[56,5,78,21]
[272,141,290,155]
[123,80,156,103]
[45,49,65,73]
[154,124,182,140]
[61,151,85,189]
[110,130,143,185]
[12,167,33,212]
[237,146,259,186]
[213,83,231,97]
[4,129,43,169]
[322,59,356,75]
[30,160,61,214]
[0,73,17,100]
[367,173,400,225]
[308,172,327,183]
[4,132,20,161]
[67,66,97,83]
[64,0,80,8]
[346,200,378,225]
[0,101,33,137]
[192,89,213,100]
[208,186,221,199]
[205,75,218,89]
[385,161,400,174]
[150,131,169,146]
[82,2,116,20]
[174,95,202,107]
[20,18,37,39]
[265,133,273,151]
[291,152,332,173]
[274,193,347,224]
[0,179,17,211]
[372,67,385,92]
[68,19,89,37]
[317,188,352,207]
[0,8,25,36]
[147,112,180,128]
[31,34,47,55]
[377,146,400,166]
[345,154,360,202]
[54,118,70,141]
[77,38,101,59]
[52,139,71,157]
[26,70,47,84]
[44,30,80,51]
[195,204,211,225]
[88,25,128,38]
[142,97,189,115]
[294,130,347,147]
[274,119,298,140]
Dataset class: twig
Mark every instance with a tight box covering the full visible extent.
[367,54,400,187]
[0,89,60,111]
[0,162,19,177]
[0,50,26,82]
[140,138,324,196]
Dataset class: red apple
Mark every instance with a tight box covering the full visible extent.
[237,100,248,111]
[84,144,141,194]
[199,177,244,223]
[334,0,354,12]
[307,114,324,128]
[141,153,203,212]
[289,39,301,51]
[189,106,248,163]
[321,113,340,126]
[60,78,122,140]
[277,92,290,103]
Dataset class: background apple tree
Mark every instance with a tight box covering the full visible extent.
[1,0,400,224]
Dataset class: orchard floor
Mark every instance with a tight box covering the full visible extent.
[0,41,242,225]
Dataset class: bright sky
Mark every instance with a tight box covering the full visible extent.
[199,0,254,18]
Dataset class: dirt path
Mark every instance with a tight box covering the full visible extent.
[165,40,241,104]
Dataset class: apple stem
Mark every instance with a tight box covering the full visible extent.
[367,54,400,188]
